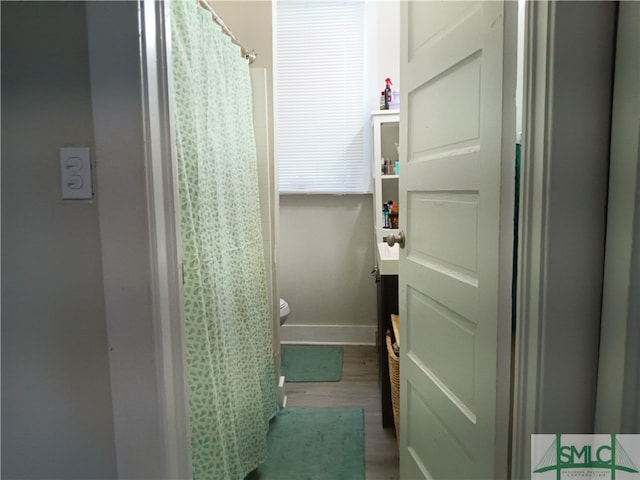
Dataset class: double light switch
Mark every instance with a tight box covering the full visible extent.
[60,147,92,199]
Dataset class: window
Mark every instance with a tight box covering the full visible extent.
[275,1,369,194]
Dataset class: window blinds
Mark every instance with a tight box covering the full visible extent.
[275,1,369,194]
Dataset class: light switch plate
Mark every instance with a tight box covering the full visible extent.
[60,147,92,199]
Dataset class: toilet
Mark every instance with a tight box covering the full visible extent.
[279,298,290,326]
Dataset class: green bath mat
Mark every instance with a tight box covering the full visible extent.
[281,345,343,382]
[246,407,365,480]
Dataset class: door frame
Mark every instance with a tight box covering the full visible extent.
[87,0,191,476]
[594,0,640,435]
[511,1,617,478]
[133,0,619,478]
[139,1,192,477]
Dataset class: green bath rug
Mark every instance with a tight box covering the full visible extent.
[246,407,365,480]
[281,345,343,382]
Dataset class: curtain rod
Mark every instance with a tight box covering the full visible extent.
[197,0,257,64]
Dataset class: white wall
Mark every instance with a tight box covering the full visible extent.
[1,2,117,478]
[277,1,401,344]
[278,195,377,344]
[376,0,401,97]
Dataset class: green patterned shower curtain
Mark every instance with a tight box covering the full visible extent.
[170,1,278,478]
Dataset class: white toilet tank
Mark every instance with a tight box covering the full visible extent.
[279,298,290,326]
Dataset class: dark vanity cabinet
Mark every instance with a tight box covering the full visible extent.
[375,269,398,429]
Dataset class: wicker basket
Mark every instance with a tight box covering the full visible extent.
[386,332,400,443]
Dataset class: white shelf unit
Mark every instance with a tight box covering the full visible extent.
[372,110,400,244]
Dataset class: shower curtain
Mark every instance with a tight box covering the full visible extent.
[170,1,278,478]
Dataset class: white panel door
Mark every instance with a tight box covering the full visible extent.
[399,2,515,478]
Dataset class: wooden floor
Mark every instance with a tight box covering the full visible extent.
[284,345,400,480]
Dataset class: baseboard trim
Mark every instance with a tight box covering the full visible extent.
[279,324,376,345]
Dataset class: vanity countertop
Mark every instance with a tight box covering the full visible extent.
[376,242,399,275]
